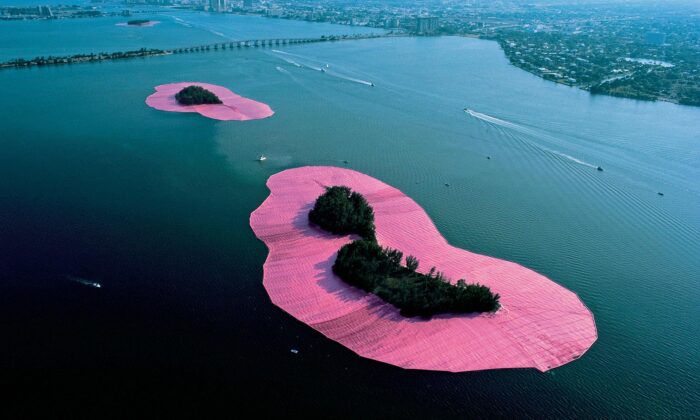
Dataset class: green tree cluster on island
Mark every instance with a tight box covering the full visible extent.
[175,85,223,105]
[308,186,376,241]
[309,186,500,318]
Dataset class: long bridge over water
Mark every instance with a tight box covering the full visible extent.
[0,32,392,70]
[169,33,387,54]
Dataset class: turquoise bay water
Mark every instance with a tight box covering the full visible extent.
[0,18,699,417]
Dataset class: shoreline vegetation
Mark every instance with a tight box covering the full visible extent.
[0,48,168,70]
[496,36,700,107]
[0,33,386,71]
[175,85,222,105]
[309,186,500,318]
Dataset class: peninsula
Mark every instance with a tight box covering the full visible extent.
[250,166,597,372]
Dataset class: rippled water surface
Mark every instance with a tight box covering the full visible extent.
[1,21,699,416]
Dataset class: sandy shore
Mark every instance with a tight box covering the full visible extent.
[145,82,274,121]
[250,166,597,372]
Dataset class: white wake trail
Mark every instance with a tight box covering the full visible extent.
[272,50,374,86]
[327,71,374,86]
[465,109,598,169]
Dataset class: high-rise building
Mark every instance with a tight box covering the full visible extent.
[384,18,400,29]
[415,16,438,34]
[38,5,53,17]
[243,0,253,9]
[209,0,228,13]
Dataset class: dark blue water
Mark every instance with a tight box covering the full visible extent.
[1,16,699,417]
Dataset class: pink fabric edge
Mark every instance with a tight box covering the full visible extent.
[250,166,598,372]
[145,82,274,121]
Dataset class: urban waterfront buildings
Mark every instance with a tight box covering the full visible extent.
[209,0,228,13]
[415,16,438,34]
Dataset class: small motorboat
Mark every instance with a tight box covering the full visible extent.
[597,166,604,172]
[290,348,299,354]
[320,68,326,73]
[257,154,267,161]
[67,275,101,289]
[370,82,375,87]
[657,192,664,196]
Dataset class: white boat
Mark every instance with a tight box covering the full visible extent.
[257,154,267,161]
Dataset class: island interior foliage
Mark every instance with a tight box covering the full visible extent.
[175,85,223,105]
[309,186,500,317]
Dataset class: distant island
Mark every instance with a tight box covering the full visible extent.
[127,19,151,26]
[146,82,274,121]
[0,48,168,70]
[309,186,500,317]
[175,85,223,105]
[116,19,160,28]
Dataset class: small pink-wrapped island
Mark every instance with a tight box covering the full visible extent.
[250,166,597,372]
[116,20,161,27]
[146,82,274,121]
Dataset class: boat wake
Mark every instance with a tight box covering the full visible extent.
[171,16,192,28]
[276,55,302,68]
[327,71,374,86]
[67,275,101,289]
[271,49,303,58]
[170,16,228,38]
[272,50,374,86]
[465,109,598,169]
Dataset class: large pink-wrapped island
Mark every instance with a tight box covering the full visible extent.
[250,166,597,372]
[146,82,274,121]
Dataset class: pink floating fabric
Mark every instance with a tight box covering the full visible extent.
[116,20,161,27]
[250,166,597,372]
[145,82,274,121]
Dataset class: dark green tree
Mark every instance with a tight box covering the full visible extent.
[175,85,223,105]
[308,186,375,240]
